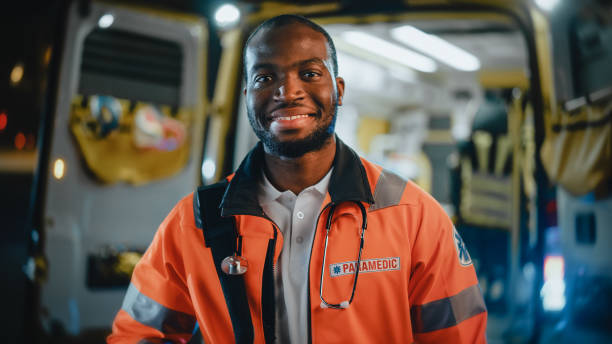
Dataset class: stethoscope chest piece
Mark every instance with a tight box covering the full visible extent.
[221,254,248,275]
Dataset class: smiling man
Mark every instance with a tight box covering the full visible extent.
[244,16,344,195]
[109,15,487,344]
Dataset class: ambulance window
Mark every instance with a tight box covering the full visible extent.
[79,28,183,107]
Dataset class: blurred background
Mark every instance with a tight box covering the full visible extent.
[1,0,610,343]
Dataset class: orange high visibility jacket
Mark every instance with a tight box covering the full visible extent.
[109,139,487,343]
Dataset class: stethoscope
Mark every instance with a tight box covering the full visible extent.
[221,200,368,310]
[319,201,368,309]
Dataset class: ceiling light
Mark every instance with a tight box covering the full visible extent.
[98,14,114,29]
[215,4,241,28]
[341,31,437,73]
[535,0,560,12]
[391,25,481,72]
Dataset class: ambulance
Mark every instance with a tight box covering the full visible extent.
[21,0,610,342]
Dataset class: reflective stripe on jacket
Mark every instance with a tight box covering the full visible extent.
[108,138,487,343]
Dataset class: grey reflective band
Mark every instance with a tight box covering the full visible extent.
[410,284,486,333]
[370,169,407,211]
[122,283,196,335]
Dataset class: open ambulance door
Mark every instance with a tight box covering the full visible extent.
[36,1,208,338]
[536,0,612,341]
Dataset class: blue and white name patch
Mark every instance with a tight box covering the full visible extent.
[453,226,473,266]
[330,257,400,277]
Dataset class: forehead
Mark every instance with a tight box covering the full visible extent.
[245,23,330,68]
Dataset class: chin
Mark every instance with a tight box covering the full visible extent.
[250,107,338,158]
[262,131,333,158]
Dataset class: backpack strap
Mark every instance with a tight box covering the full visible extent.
[195,181,254,344]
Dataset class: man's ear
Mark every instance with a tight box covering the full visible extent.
[243,88,247,96]
[335,77,345,106]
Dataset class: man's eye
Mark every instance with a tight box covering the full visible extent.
[254,75,272,83]
[302,71,320,79]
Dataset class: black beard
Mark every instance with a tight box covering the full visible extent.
[248,102,338,158]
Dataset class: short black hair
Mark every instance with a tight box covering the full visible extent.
[243,14,338,81]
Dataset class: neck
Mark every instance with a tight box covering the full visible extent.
[263,136,336,195]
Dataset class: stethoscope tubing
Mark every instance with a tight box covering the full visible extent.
[319,200,368,309]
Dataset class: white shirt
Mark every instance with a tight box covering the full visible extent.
[258,169,332,344]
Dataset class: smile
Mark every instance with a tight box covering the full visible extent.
[274,114,310,121]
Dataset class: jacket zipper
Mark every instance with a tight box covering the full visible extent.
[228,208,279,343]
[261,214,279,344]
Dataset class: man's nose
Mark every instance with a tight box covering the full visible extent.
[274,75,304,102]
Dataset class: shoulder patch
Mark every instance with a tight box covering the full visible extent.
[453,226,473,266]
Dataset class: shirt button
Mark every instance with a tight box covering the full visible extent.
[296,211,304,219]
[296,236,303,244]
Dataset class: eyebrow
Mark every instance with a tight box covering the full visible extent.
[250,58,326,74]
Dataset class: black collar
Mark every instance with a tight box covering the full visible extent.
[220,136,374,217]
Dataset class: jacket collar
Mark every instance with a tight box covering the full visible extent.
[220,136,374,217]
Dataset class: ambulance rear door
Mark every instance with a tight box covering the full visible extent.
[40,1,207,335]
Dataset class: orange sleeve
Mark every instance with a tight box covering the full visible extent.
[107,197,197,344]
[408,194,487,343]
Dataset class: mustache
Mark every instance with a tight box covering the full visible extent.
[269,101,308,112]
[266,101,323,119]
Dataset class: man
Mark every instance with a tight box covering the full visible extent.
[109,14,487,343]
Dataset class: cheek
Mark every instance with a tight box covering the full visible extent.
[245,93,261,113]
[248,90,271,109]
[315,88,335,108]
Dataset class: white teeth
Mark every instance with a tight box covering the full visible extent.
[277,114,309,121]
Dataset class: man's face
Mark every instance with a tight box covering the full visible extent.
[243,23,345,158]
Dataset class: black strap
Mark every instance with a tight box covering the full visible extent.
[196,181,254,344]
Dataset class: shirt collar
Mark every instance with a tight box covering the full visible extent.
[312,167,333,195]
[259,167,333,203]
[220,136,374,217]
[259,171,284,203]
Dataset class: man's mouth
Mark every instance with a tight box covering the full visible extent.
[265,110,317,132]
[273,114,311,121]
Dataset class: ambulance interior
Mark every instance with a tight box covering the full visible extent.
[234,16,530,335]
